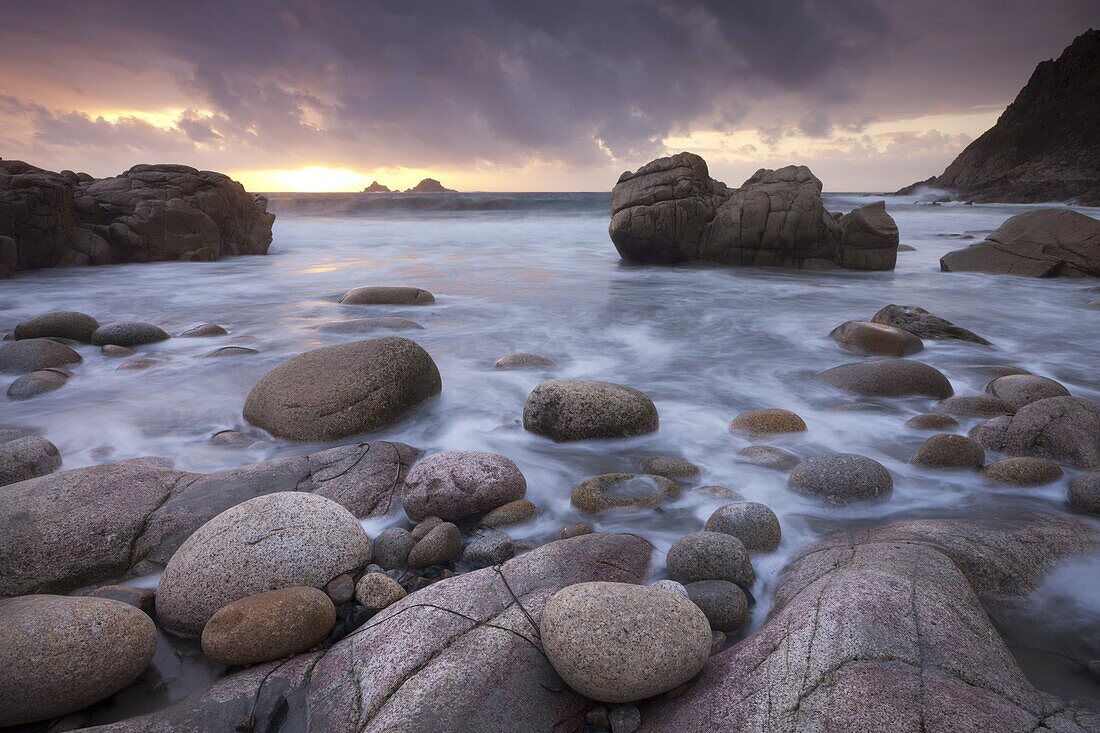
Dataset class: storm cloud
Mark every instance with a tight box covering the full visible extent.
[0,0,1095,186]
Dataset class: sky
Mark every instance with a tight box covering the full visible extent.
[0,1,1095,192]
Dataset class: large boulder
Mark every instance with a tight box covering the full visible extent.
[788,453,893,504]
[155,492,372,635]
[91,321,170,347]
[13,310,99,342]
[609,152,898,270]
[0,594,157,726]
[0,442,415,597]
[0,160,274,273]
[817,359,953,399]
[339,286,435,305]
[941,209,1100,277]
[970,396,1100,469]
[986,373,1070,410]
[523,378,659,441]
[0,337,82,373]
[401,450,526,521]
[540,581,712,703]
[639,515,1100,732]
[244,337,441,441]
[828,320,923,357]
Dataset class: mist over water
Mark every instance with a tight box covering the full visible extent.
[3,192,1099,708]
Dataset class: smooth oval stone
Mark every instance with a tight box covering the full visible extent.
[788,453,893,504]
[734,445,801,470]
[639,456,700,479]
[200,586,335,666]
[728,408,807,436]
[911,434,985,470]
[685,579,749,631]
[461,532,515,568]
[0,338,82,374]
[817,359,953,399]
[540,581,712,703]
[100,344,135,358]
[571,473,680,513]
[523,378,659,441]
[981,457,1063,487]
[179,323,228,337]
[243,337,441,441]
[91,322,170,347]
[407,522,462,569]
[1069,472,1100,514]
[13,311,99,342]
[937,394,1013,417]
[355,572,407,610]
[0,435,62,487]
[704,502,781,552]
[666,531,754,587]
[339,286,435,305]
[493,352,556,370]
[905,413,960,430]
[6,368,69,399]
[401,450,526,522]
[0,594,157,727]
[117,357,163,371]
[479,499,537,528]
[986,374,1070,410]
[373,527,416,570]
[829,320,924,357]
[203,346,259,357]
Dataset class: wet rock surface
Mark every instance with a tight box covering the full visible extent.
[871,304,990,344]
[401,450,526,522]
[788,453,893,504]
[523,378,659,441]
[200,587,336,666]
[0,337,82,373]
[971,396,1100,469]
[0,160,274,274]
[609,153,898,270]
[817,358,953,399]
[941,209,1100,278]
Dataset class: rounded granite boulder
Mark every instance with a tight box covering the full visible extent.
[986,374,1070,410]
[540,581,712,703]
[0,594,157,727]
[90,322,170,347]
[493,352,556,370]
[243,337,441,441]
[970,396,1100,470]
[1069,472,1100,514]
[0,434,62,487]
[639,456,700,479]
[571,473,680,513]
[788,453,893,504]
[13,311,99,343]
[666,531,755,588]
[0,338,82,374]
[179,323,228,337]
[200,587,335,666]
[704,502,782,552]
[155,492,372,636]
[339,285,435,305]
[684,579,749,632]
[318,317,424,334]
[734,445,801,470]
[728,408,807,436]
[911,434,985,470]
[6,368,70,399]
[523,378,659,441]
[816,359,953,399]
[828,320,923,357]
[981,457,1063,487]
[905,413,960,431]
[937,394,1013,417]
[401,450,526,522]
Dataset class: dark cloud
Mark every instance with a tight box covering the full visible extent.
[0,0,1095,181]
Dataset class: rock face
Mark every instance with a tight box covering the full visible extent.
[639,515,1100,732]
[540,581,712,703]
[609,152,898,270]
[898,30,1100,205]
[0,442,416,596]
[523,378,659,441]
[155,492,372,635]
[401,450,527,522]
[0,160,274,275]
[0,594,157,726]
[405,177,456,193]
[941,209,1100,277]
[243,337,441,441]
[970,396,1100,469]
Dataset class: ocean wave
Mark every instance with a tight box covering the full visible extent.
[265,191,611,216]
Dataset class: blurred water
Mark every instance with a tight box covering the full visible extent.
[2,192,1099,707]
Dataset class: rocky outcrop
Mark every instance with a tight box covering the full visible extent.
[363,181,392,193]
[0,160,275,276]
[941,209,1100,277]
[898,29,1100,205]
[640,515,1100,732]
[609,152,898,270]
[405,177,456,193]
[0,441,418,597]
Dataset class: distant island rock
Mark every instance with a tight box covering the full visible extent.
[0,160,274,277]
[362,181,392,193]
[940,209,1100,278]
[610,152,899,270]
[405,178,456,193]
[899,29,1099,205]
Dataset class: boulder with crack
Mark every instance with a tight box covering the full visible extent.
[0,441,419,596]
[609,152,898,270]
[639,514,1100,732]
[941,209,1100,278]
